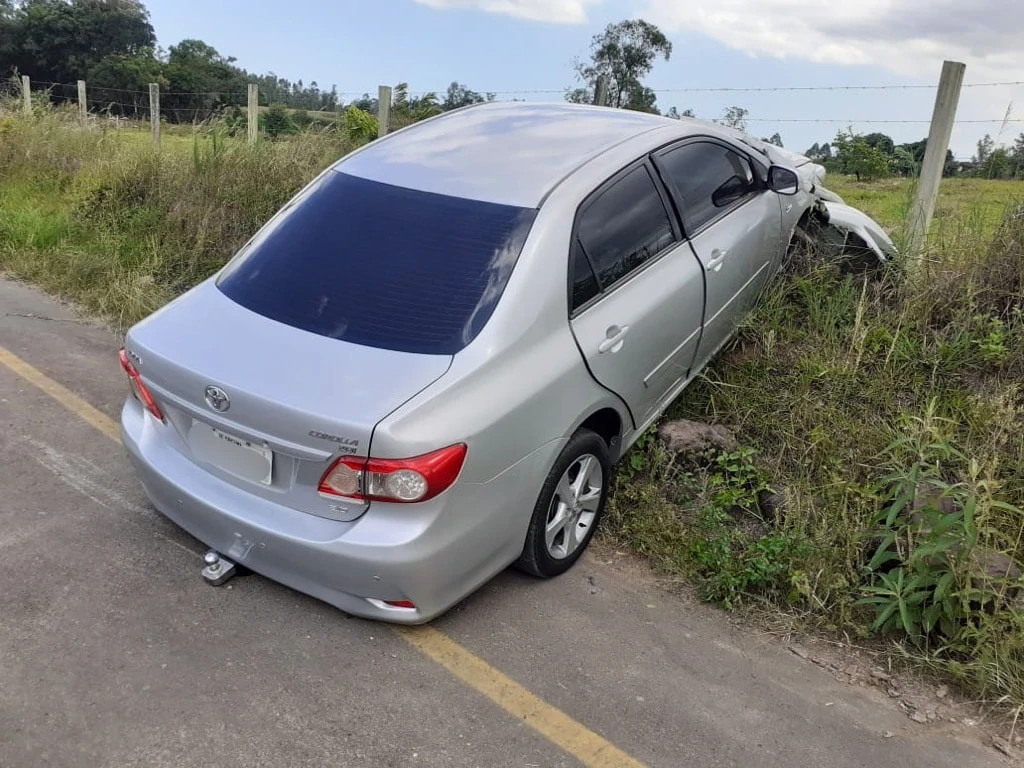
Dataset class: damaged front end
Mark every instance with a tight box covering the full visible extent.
[768,146,898,269]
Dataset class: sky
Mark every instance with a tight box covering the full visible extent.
[143,0,1024,159]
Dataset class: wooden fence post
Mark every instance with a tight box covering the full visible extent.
[906,60,966,262]
[77,80,87,126]
[247,83,258,145]
[377,85,392,138]
[22,75,31,114]
[594,76,609,107]
[149,82,161,148]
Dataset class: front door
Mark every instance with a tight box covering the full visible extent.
[569,161,705,426]
[653,139,782,370]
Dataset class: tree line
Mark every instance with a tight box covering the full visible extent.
[0,0,494,125]
[803,130,1024,181]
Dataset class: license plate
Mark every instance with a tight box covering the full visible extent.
[188,421,273,485]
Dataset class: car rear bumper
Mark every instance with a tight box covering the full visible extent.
[120,399,557,624]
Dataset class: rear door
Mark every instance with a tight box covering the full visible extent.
[569,161,705,427]
[653,139,782,370]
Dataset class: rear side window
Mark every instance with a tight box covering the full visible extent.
[217,171,537,355]
[576,165,675,294]
[570,244,600,310]
[656,142,757,232]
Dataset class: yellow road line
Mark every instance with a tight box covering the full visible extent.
[396,626,645,768]
[0,342,646,768]
[0,345,121,442]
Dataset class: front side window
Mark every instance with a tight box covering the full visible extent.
[656,142,758,232]
[217,171,537,355]
[575,165,676,297]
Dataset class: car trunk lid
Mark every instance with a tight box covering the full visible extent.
[124,281,452,521]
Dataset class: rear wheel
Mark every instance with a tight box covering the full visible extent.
[515,429,610,578]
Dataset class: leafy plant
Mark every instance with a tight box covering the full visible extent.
[343,105,378,145]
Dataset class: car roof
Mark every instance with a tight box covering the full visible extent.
[335,101,695,208]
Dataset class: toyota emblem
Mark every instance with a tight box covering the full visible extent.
[204,385,230,413]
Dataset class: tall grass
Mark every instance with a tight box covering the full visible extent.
[0,105,361,326]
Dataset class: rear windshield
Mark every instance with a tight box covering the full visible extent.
[217,171,537,355]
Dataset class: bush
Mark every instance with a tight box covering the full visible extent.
[261,103,299,138]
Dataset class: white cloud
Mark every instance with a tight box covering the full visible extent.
[642,0,1024,82]
[412,0,603,24]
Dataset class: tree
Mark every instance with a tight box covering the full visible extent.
[718,106,748,131]
[569,19,671,111]
[980,147,1012,179]
[1012,133,1024,160]
[442,81,494,111]
[665,106,694,119]
[863,132,894,156]
[974,134,995,165]
[763,132,783,147]
[805,142,833,162]
[388,82,442,129]
[624,84,659,114]
[162,39,246,119]
[87,50,165,114]
[1,0,155,84]
[832,129,890,181]
[893,138,958,177]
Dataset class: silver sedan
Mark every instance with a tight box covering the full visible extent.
[119,102,894,623]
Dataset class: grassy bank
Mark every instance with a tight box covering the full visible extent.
[3,107,1024,708]
[0,109,358,325]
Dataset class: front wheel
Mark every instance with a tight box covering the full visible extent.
[515,429,610,578]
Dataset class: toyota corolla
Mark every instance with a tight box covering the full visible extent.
[119,102,894,623]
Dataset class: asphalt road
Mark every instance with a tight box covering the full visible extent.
[0,277,1007,768]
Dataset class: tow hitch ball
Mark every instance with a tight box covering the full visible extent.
[202,551,238,586]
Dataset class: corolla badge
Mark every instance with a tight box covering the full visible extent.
[204,385,230,413]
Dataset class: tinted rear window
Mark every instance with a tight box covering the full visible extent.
[217,171,537,355]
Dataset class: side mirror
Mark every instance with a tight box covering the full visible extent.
[768,165,800,195]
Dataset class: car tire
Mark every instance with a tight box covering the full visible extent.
[515,429,611,579]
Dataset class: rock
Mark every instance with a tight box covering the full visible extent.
[910,482,960,521]
[908,711,929,724]
[926,710,938,722]
[971,548,1022,583]
[887,687,901,698]
[658,420,739,458]
[935,685,948,699]
[882,731,895,739]
[871,669,892,682]
[757,489,788,524]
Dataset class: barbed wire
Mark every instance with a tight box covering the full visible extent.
[20,78,1024,98]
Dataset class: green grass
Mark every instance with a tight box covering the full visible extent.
[828,176,1024,237]
[3,104,1024,710]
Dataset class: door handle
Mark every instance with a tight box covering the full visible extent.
[706,249,728,272]
[598,325,629,354]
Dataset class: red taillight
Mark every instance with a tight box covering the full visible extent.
[318,444,467,503]
[384,600,416,609]
[118,348,164,422]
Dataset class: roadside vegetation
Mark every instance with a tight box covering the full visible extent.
[3,95,1024,711]
[607,183,1024,710]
